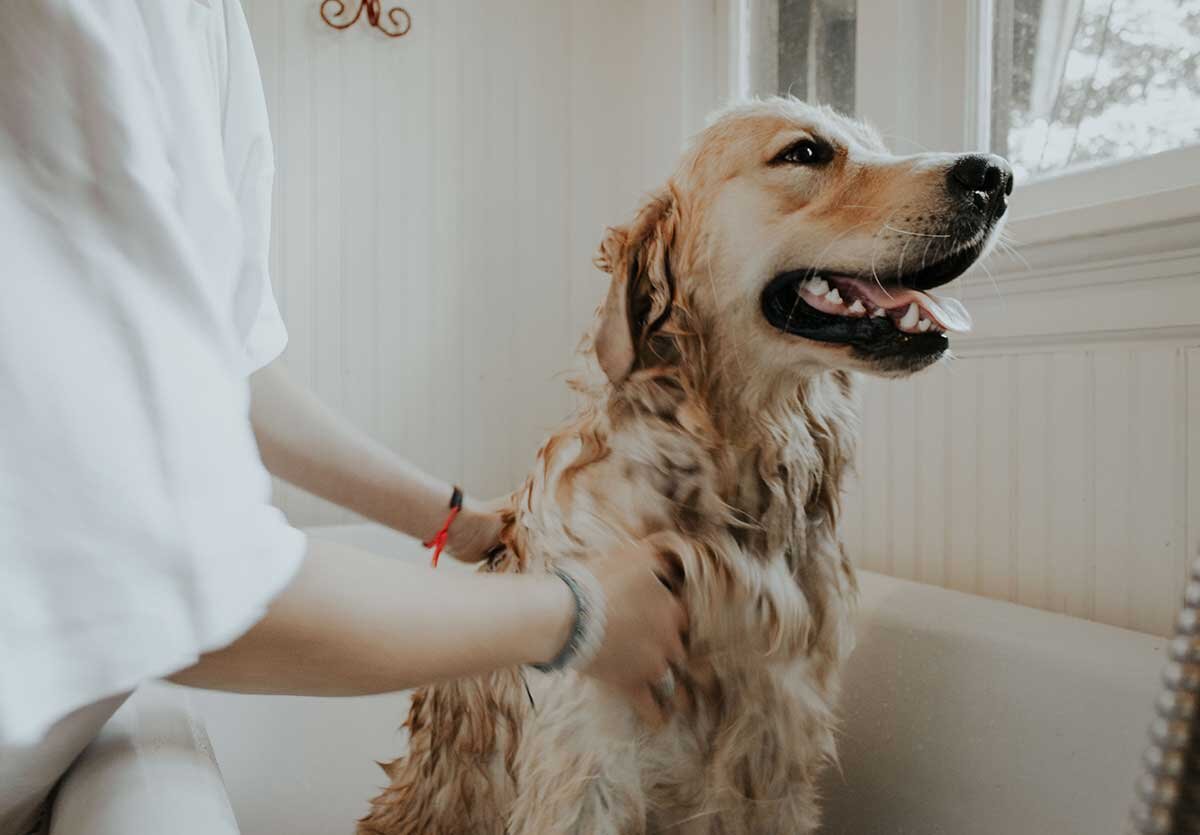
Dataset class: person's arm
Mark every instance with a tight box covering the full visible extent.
[170,537,688,725]
[249,362,501,562]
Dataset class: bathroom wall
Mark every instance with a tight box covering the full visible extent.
[844,204,1200,637]
[242,0,723,525]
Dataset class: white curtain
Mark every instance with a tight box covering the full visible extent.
[1029,0,1084,117]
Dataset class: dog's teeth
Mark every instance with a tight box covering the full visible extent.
[848,299,866,315]
[871,307,887,318]
[824,288,842,305]
[808,278,830,296]
[918,318,931,332]
[899,303,920,330]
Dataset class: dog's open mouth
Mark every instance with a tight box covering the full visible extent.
[761,249,980,369]
[763,272,971,337]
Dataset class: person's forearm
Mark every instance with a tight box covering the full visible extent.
[169,538,572,695]
[249,362,463,544]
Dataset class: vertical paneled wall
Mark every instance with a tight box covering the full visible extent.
[242,0,719,524]
[846,345,1195,637]
[843,245,1200,637]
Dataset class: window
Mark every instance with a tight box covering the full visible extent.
[776,0,858,114]
[739,0,1200,224]
[991,0,1200,182]
[742,0,858,114]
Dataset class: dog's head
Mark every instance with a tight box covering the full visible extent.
[594,98,1011,388]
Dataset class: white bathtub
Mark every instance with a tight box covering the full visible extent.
[52,523,1166,834]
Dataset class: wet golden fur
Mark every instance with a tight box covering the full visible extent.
[358,98,987,834]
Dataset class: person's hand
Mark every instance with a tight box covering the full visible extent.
[446,495,508,563]
[580,534,690,728]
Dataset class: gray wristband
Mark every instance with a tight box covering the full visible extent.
[532,562,606,674]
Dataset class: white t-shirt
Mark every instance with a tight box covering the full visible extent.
[0,0,306,745]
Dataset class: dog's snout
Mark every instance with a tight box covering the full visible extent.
[947,154,1013,215]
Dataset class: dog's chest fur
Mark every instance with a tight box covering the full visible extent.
[504,367,861,829]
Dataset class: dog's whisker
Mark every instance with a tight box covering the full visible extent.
[978,256,1005,305]
[896,231,915,282]
[782,281,805,332]
[781,220,879,320]
[996,237,1030,272]
[918,235,935,275]
[882,223,950,239]
[876,131,934,153]
[998,229,1026,250]
[868,208,907,295]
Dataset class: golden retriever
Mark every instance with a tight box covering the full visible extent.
[357,97,1011,835]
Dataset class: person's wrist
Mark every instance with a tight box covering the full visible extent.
[441,510,463,550]
[527,575,575,667]
[444,502,479,552]
[445,495,506,562]
[529,564,608,674]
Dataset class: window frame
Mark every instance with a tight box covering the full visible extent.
[977,0,1200,223]
[727,0,1200,253]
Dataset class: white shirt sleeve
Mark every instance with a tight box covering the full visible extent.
[219,0,289,374]
[0,0,305,746]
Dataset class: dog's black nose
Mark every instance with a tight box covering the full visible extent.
[947,154,1013,215]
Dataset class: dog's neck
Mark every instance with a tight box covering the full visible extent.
[731,371,856,556]
[629,348,858,560]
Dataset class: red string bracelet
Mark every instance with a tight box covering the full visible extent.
[424,486,463,567]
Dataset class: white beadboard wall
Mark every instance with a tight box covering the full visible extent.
[843,227,1200,637]
[242,0,721,525]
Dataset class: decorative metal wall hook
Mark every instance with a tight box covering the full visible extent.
[319,1,411,39]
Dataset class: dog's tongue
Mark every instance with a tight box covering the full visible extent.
[929,295,972,333]
[839,277,973,333]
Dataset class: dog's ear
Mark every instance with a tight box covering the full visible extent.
[593,188,678,384]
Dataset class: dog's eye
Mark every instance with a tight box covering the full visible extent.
[771,139,834,166]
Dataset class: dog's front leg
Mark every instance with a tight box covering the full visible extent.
[508,677,647,835]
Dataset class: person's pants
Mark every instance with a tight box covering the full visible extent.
[0,694,129,835]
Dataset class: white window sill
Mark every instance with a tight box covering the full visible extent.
[1006,182,1200,250]
[995,145,1200,262]
[1009,145,1200,217]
